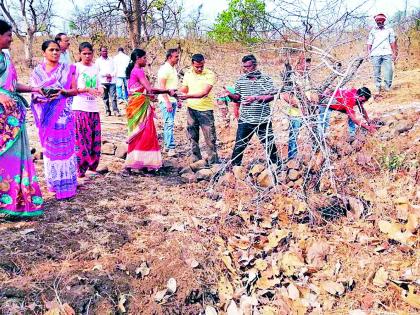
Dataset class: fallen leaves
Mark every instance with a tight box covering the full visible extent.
[372,267,389,288]
[154,278,178,304]
[321,281,345,297]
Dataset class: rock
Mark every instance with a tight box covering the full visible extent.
[288,169,301,181]
[179,166,193,175]
[250,164,265,176]
[394,121,414,134]
[96,163,109,174]
[294,178,304,188]
[278,171,288,183]
[102,142,116,155]
[190,159,208,172]
[196,169,214,181]
[107,158,125,173]
[256,170,274,188]
[181,173,197,183]
[233,166,246,180]
[115,143,128,159]
[210,163,222,174]
[286,159,300,170]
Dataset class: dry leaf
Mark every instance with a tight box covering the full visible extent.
[154,289,168,303]
[218,275,234,303]
[406,212,419,233]
[230,237,250,250]
[279,252,305,276]
[19,228,35,235]
[44,304,75,315]
[256,276,280,290]
[205,305,218,315]
[402,286,420,309]
[321,281,345,296]
[372,267,388,287]
[221,255,237,275]
[227,300,242,315]
[135,262,150,278]
[306,241,330,267]
[118,294,127,313]
[264,229,289,251]
[349,310,368,315]
[396,203,409,221]
[239,295,258,314]
[378,220,401,235]
[261,306,279,315]
[287,283,300,300]
[254,259,268,271]
[167,278,177,294]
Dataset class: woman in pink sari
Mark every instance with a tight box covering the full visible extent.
[0,20,44,217]
[123,49,176,175]
[30,40,78,200]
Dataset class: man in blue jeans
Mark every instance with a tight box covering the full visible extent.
[318,87,377,142]
[367,13,398,93]
[157,49,179,157]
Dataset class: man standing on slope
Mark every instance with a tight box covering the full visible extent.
[157,48,180,157]
[55,33,72,64]
[178,54,219,165]
[114,47,130,104]
[367,13,398,94]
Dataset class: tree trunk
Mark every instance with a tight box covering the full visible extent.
[24,33,35,68]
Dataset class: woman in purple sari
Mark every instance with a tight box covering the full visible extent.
[0,20,44,217]
[30,40,78,200]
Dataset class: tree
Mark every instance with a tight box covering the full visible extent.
[70,0,182,49]
[0,0,54,67]
[208,0,269,44]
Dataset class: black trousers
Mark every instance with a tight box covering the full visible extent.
[231,120,279,166]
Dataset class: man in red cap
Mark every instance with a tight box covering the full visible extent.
[367,13,398,93]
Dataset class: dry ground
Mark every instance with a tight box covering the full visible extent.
[0,39,419,314]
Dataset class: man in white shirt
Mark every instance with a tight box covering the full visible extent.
[55,33,72,64]
[157,48,179,157]
[95,46,121,116]
[367,13,398,93]
[113,47,130,103]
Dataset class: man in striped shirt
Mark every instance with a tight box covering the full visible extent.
[222,55,279,166]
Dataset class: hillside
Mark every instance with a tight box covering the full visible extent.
[0,36,419,314]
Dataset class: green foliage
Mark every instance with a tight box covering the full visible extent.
[208,0,268,45]
[379,146,406,172]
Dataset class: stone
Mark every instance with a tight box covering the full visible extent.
[96,163,109,174]
[278,171,288,183]
[196,169,214,181]
[210,163,222,174]
[256,170,275,188]
[181,172,197,183]
[102,142,116,155]
[233,166,246,180]
[190,159,208,172]
[179,166,193,175]
[107,158,125,173]
[288,169,301,181]
[286,159,300,170]
[394,121,414,134]
[249,164,265,176]
[115,143,128,159]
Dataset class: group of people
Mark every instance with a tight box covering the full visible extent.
[0,13,397,218]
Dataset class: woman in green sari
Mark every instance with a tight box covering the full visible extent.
[0,20,44,217]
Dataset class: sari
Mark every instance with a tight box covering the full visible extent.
[30,63,77,199]
[125,67,162,170]
[0,52,44,216]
